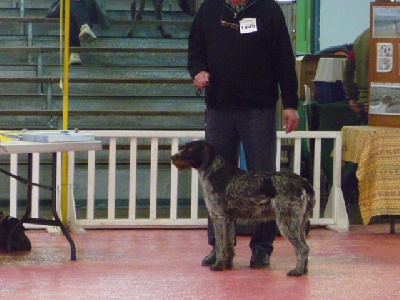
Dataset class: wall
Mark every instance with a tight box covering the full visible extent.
[319,0,375,50]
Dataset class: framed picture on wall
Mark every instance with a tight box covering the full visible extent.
[373,5,400,38]
[370,83,400,115]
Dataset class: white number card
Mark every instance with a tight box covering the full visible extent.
[240,18,257,34]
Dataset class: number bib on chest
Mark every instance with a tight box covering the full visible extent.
[240,18,257,34]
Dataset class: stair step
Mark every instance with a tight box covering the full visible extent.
[0,3,198,130]
[0,43,189,65]
[0,36,189,48]
[0,77,196,95]
[15,0,187,12]
[0,15,192,38]
[0,64,190,78]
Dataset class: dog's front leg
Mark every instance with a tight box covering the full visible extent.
[211,217,228,271]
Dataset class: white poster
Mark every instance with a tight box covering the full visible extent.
[376,43,393,72]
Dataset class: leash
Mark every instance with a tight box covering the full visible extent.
[0,167,52,191]
[196,87,208,128]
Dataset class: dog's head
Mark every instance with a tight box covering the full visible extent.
[171,140,215,171]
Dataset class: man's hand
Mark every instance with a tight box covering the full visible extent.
[347,99,362,116]
[283,108,299,133]
[193,71,210,89]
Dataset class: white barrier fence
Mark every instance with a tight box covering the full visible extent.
[5,130,349,232]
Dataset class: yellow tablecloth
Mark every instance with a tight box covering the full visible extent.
[341,126,400,224]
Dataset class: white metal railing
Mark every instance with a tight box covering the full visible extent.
[5,130,349,232]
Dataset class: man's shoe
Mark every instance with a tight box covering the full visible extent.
[69,52,81,65]
[79,24,96,43]
[201,248,216,266]
[250,249,270,268]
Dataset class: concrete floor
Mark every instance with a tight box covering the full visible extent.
[0,223,399,300]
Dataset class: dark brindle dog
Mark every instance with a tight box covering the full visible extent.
[171,140,315,276]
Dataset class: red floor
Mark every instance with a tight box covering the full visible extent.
[1,223,399,300]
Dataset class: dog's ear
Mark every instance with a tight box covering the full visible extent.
[203,141,213,154]
[203,140,214,152]
[195,140,214,154]
[197,141,215,169]
[182,140,214,169]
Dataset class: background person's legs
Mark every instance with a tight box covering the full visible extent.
[153,0,171,38]
[69,0,97,64]
[127,0,171,38]
[70,0,97,29]
[71,0,97,43]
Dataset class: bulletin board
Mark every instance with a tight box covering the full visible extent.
[369,1,400,127]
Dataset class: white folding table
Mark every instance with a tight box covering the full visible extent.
[0,140,102,260]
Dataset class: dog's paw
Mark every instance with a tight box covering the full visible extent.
[286,267,308,276]
[210,262,225,271]
[225,261,233,270]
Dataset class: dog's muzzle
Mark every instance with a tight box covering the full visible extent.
[171,153,191,170]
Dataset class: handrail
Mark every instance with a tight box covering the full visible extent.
[0,110,202,117]
[0,77,192,84]
[0,16,192,26]
[0,46,188,53]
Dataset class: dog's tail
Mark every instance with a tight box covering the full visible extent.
[302,177,316,211]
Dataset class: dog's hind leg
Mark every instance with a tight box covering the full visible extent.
[225,219,235,269]
[277,216,309,276]
[211,217,229,271]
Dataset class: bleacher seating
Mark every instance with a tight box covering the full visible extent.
[0,0,203,130]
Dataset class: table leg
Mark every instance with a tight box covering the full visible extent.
[6,153,77,260]
[51,152,76,260]
[390,216,395,234]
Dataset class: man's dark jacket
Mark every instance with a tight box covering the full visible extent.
[187,0,298,110]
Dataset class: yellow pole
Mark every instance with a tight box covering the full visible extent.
[61,0,71,225]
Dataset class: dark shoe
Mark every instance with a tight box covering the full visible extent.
[201,248,216,266]
[157,25,172,39]
[127,26,134,38]
[250,249,270,268]
[160,31,172,39]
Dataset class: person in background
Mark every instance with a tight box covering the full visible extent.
[343,0,392,123]
[187,0,299,269]
[47,0,111,65]
[315,43,353,56]
[127,0,172,38]
[341,0,392,206]
[342,28,370,124]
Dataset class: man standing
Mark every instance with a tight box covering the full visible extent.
[187,0,299,268]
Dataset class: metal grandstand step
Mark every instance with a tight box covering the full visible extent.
[0,0,198,130]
